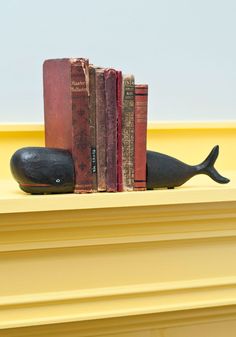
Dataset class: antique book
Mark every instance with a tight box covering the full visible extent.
[134,84,148,190]
[116,70,123,192]
[43,58,93,193]
[89,65,97,192]
[104,68,117,192]
[122,74,135,191]
[95,68,107,191]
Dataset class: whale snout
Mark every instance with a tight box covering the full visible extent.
[10,147,75,194]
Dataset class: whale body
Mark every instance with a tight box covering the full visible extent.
[10,145,229,194]
[147,145,229,189]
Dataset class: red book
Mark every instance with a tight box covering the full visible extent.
[43,58,93,193]
[104,69,117,192]
[89,65,97,192]
[134,84,148,190]
[116,70,123,192]
[95,68,107,191]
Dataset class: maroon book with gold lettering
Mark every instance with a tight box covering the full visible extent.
[134,84,148,190]
[89,65,97,192]
[116,70,123,192]
[43,58,93,193]
[104,68,117,192]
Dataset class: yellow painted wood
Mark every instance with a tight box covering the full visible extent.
[2,305,236,337]
[1,200,236,330]
[0,172,235,213]
[0,122,236,336]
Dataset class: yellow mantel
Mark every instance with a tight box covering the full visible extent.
[0,173,236,214]
[0,122,236,336]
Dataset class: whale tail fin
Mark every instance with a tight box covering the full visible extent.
[197,145,230,184]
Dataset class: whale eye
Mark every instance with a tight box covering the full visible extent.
[55,178,61,183]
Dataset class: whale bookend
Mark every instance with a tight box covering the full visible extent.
[10,145,230,194]
[10,147,75,194]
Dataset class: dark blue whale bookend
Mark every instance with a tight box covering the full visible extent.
[10,147,75,194]
[10,146,230,194]
[146,145,229,189]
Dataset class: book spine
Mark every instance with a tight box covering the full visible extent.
[71,58,93,193]
[122,74,135,191]
[104,69,117,192]
[89,65,97,192]
[95,69,107,191]
[43,59,72,151]
[116,70,123,192]
[134,84,148,191]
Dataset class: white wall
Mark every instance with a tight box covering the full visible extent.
[0,0,235,122]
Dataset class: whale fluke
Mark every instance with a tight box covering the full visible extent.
[146,145,230,189]
[196,145,230,184]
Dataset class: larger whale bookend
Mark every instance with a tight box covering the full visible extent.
[147,145,229,189]
[10,145,230,194]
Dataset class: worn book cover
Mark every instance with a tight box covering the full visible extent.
[134,84,148,190]
[95,68,107,191]
[116,70,123,192]
[104,68,117,192]
[89,65,97,192]
[122,74,135,191]
[43,58,93,193]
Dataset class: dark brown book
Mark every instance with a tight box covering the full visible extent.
[116,70,123,192]
[89,65,97,192]
[104,68,117,192]
[95,68,107,191]
[122,74,135,191]
[134,84,148,190]
[43,58,93,193]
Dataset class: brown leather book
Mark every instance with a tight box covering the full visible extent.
[89,65,97,192]
[95,68,107,191]
[116,70,123,192]
[134,84,148,190]
[122,74,135,191]
[104,69,117,192]
[43,58,93,193]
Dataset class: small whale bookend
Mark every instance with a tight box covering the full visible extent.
[146,145,230,189]
[10,145,230,194]
[10,147,75,194]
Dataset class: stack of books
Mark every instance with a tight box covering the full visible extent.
[43,58,148,193]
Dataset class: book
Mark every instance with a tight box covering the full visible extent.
[134,84,148,190]
[122,74,135,191]
[95,68,107,191]
[89,65,97,192]
[104,68,117,192]
[43,58,93,193]
[116,70,123,192]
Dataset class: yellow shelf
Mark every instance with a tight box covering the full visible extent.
[0,171,235,214]
[1,122,236,336]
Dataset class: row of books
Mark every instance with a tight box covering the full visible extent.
[43,58,148,193]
